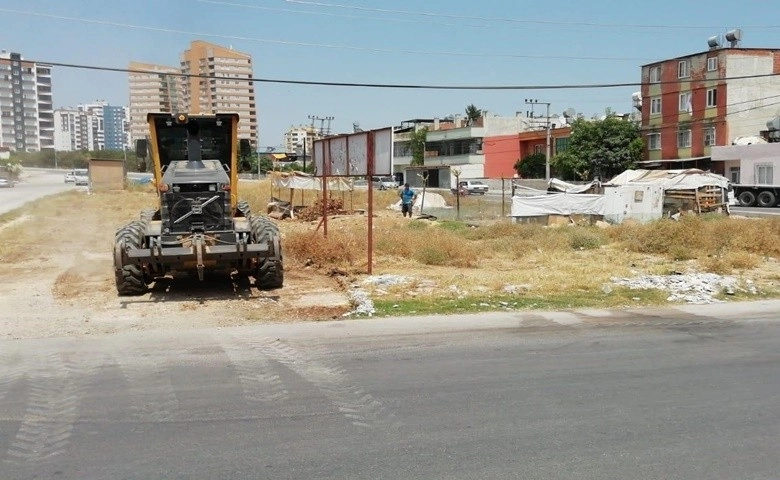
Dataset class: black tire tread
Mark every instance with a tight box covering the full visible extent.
[248,215,284,290]
[115,220,148,296]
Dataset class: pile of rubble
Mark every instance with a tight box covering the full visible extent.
[610,272,756,305]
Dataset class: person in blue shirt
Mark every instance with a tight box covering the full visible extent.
[399,183,417,218]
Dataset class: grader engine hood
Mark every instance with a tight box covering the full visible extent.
[160,160,232,234]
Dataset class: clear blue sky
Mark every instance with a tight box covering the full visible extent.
[1,0,777,149]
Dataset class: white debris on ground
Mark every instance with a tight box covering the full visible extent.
[610,272,755,305]
[362,274,410,288]
[344,288,376,317]
[388,192,451,211]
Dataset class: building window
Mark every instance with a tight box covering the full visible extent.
[707,57,718,72]
[757,164,774,184]
[677,129,691,148]
[649,66,661,83]
[650,97,662,115]
[704,127,716,146]
[729,167,740,184]
[647,133,661,150]
[678,60,690,78]
[533,144,543,154]
[706,88,718,108]
[679,92,692,113]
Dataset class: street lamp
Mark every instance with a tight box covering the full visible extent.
[525,99,552,181]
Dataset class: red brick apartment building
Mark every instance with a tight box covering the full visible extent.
[640,34,780,173]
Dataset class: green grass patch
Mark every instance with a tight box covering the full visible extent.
[371,287,672,317]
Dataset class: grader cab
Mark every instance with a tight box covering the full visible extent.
[113,112,283,296]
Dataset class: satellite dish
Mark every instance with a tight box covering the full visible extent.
[563,108,576,118]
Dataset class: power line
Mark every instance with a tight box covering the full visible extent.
[639,94,780,130]
[31,59,780,91]
[284,0,780,30]
[196,0,500,30]
[0,7,655,62]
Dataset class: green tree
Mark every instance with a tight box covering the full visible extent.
[514,152,546,179]
[410,127,428,166]
[552,115,642,181]
[257,155,274,174]
[465,104,482,124]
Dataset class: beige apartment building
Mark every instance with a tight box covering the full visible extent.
[180,41,257,146]
[128,62,180,144]
[129,42,257,146]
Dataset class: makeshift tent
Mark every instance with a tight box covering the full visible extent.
[268,171,355,219]
[602,169,730,224]
[270,171,353,191]
[510,194,604,218]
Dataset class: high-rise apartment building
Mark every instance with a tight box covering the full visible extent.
[284,125,321,154]
[180,41,257,146]
[103,104,129,150]
[129,42,257,146]
[0,50,53,151]
[54,101,129,151]
[128,62,180,144]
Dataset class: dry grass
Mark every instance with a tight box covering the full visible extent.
[2,180,779,313]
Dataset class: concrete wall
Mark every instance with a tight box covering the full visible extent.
[726,52,780,141]
[483,134,520,178]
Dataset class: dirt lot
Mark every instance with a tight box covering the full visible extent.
[0,188,360,340]
[1,185,779,340]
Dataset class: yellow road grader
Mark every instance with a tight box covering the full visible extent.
[113,112,283,295]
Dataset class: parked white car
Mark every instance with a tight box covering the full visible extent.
[456,180,489,195]
[371,176,399,190]
[64,172,76,183]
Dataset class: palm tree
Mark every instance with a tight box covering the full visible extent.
[465,104,482,125]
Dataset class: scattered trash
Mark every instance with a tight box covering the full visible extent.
[611,272,743,304]
[343,288,375,317]
[363,274,410,288]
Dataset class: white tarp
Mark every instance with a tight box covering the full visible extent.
[548,178,600,194]
[271,172,353,191]
[510,193,604,217]
[605,169,730,190]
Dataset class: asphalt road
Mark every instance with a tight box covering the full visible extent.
[731,206,780,216]
[1,301,778,480]
[0,169,77,216]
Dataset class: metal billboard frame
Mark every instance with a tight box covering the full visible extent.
[312,127,394,274]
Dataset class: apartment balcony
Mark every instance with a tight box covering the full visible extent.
[425,126,485,142]
[423,152,484,167]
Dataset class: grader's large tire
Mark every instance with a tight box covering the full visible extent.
[114,220,148,296]
[249,215,284,290]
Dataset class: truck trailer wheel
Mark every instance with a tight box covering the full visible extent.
[737,191,756,207]
[249,215,284,290]
[757,191,777,208]
[114,220,148,296]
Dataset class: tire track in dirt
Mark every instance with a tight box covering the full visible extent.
[223,334,398,429]
[3,351,94,466]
